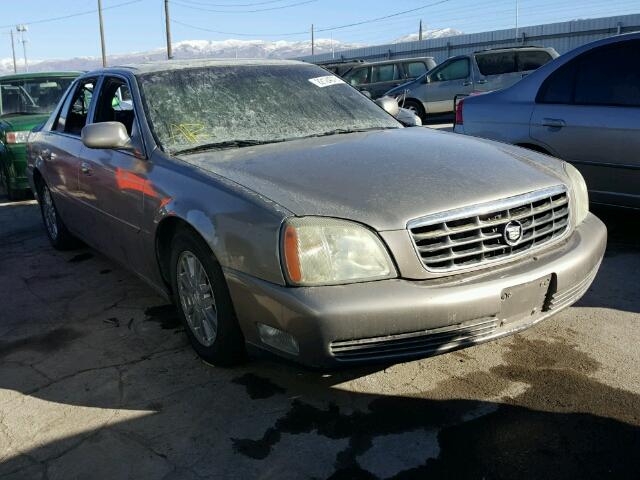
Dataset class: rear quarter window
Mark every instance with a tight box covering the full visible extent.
[475,52,517,76]
[518,51,553,71]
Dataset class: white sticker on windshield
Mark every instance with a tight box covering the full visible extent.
[308,75,345,88]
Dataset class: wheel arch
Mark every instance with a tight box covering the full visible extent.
[515,142,552,155]
[155,215,214,293]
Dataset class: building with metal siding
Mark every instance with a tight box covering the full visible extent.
[298,13,640,65]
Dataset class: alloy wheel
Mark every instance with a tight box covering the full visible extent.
[176,250,218,346]
[42,186,58,240]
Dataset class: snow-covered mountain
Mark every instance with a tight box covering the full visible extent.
[393,28,463,43]
[0,38,363,74]
[0,29,462,75]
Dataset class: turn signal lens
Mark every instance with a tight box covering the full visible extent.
[283,225,302,283]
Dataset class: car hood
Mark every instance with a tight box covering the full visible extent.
[183,128,568,231]
[385,78,420,96]
[0,113,50,132]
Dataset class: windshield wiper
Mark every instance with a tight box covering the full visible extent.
[298,126,398,139]
[173,139,286,155]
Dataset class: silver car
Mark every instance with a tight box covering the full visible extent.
[27,59,605,367]
[454,33,640,210]
[386,46,558,119]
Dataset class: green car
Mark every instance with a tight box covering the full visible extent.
[0,72,81,199]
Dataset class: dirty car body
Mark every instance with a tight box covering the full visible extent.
[27,59,606,367]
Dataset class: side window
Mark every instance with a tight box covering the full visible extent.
[344,67,370,86]
[371,64,400,83]
[517,51,553,72]
[537,40,640,107]
[476,52,517,76]
[405,62,428,78]
[57,79,96,135]
[574,41,640,107]
[93,77,136,136]
[430,58,470,82]
[536,59,577,104]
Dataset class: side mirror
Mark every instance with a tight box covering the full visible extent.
[81,122,133,150]
[423,75,431,84]
[375,96,400,117]
[361,90,372,99]
[396,108,422,127]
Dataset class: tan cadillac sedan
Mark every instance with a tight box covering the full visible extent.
[27,59,606,367]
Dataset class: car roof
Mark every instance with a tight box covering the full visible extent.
[92,58,307,76]
[474,46,552,55]
[0,71,83,81]
[351,57,435,67]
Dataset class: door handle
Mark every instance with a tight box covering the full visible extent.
[476,79,488,84]
[80,162,93,175]
[542,118,566,128]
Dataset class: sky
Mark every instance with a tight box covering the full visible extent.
[1,0,638,61]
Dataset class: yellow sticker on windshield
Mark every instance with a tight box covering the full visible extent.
[169,123,205,144]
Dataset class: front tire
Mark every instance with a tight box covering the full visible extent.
[37,181,78,250]
[170,229,245,366]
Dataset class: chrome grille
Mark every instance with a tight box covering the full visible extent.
[408,186,570,273]
[330,317,498,361]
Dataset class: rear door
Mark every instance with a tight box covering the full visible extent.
[402,60,431,82]
[369,63,404,98]
[76,74,150,269]
[474,51,519,92]
[530,40,640,208]
[40,78,97,229]
[423,57,472,114]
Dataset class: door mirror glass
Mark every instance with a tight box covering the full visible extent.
[374,96,400,117]
[81,121,133,150]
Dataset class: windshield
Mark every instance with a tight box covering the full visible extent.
[138,64,400,154]
[0,77,75,117]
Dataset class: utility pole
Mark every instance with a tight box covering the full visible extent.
[164,0,173,59]
[515,0,519,42]
[419,19,423,41]
[9,30,17,73]
[311,24,314,55]
[97,0,107,67]
[16,25,28,72]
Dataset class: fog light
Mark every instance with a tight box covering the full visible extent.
[257,323,299,356]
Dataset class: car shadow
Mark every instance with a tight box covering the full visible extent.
[575,205,640,314]
[1,202,639,478]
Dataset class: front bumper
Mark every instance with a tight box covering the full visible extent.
[226,213,607,367]
[0,143,30,192]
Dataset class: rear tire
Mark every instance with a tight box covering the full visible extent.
[37,181,79,250]
[402,99,426,122]
[169,229,246,366]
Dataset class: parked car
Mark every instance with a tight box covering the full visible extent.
[454,33,640,210]
[342,57,437,99]
[317,59,366,76]
[28,59,605,367]
[0,72,81,199]
[386,46,558,119]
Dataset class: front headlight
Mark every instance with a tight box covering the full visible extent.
[564,162,589,225]
[281,217,396,286]
[5,131,30,144]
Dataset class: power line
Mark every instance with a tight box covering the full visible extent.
[0,0,143,29]
[172,0,452,37]
[177,0,296,6]
[171,0,316,13]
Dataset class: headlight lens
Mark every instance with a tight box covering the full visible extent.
[282,217,396,286]
[5,131,30,144]
[564,162,589,225]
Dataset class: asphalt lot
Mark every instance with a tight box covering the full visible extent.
[0,191,639,479]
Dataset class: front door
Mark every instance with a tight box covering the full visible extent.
[423,58,473,114]
[77,76,150,270]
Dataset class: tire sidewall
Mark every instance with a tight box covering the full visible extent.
[169,230,245,365]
